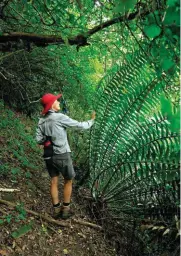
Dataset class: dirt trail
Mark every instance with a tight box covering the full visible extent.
[0,165,116,256]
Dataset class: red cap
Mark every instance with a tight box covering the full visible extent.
[41,93,62,115]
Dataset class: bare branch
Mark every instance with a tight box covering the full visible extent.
[0,71,7,80]
[0,188,20,192]
[0,198,103,230]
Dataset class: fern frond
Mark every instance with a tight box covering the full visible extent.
[89,51,180,223]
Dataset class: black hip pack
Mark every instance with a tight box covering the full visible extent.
[43,136,53,158]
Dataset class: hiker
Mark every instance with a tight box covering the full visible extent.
[36,93,95,219]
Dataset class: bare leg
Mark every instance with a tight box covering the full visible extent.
[63,179,72,203]
[61,179,74,219]
[50,176,59,205]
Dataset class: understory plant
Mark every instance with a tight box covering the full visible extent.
[89,51,180,255]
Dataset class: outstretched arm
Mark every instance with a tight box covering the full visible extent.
[59,111,96,130]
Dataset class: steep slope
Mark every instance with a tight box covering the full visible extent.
[0,102,116,256]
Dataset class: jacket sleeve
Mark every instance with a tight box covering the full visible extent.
[36,125,46,145]
[59,114,94,130]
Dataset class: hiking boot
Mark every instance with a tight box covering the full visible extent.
[61,206,74,220]
[53,205,62,219]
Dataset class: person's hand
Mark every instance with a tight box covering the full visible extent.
[91,111,96,120]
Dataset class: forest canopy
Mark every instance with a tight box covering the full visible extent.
[0,0,179,112]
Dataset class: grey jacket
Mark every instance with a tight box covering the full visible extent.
[36,111,94,154]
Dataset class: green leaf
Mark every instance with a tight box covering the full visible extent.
[165,28,173,38]
[79,16,86,25]
[170,109,180,132]
[114,0,137,14]
[144,25,161,38]
[146,13,156,24]
[161,57,175,71]
[11,224,32,239]
[69,14,75,23]
[160,95,173,118]
[0,219,4,224]
[167,0,178,7]
[163,6,180,26]
[6,214,12,223]
[151,45,160,57]
[25,171,32,178]
[165,184,172,190]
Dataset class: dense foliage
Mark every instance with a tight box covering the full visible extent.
[90,52,180,255]
[0,0,180,255]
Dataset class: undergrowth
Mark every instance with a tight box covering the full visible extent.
[0,100,42,182]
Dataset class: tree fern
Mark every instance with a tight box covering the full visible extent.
[89,51,180,226]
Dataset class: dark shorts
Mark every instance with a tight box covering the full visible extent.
[45,153,75,180]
